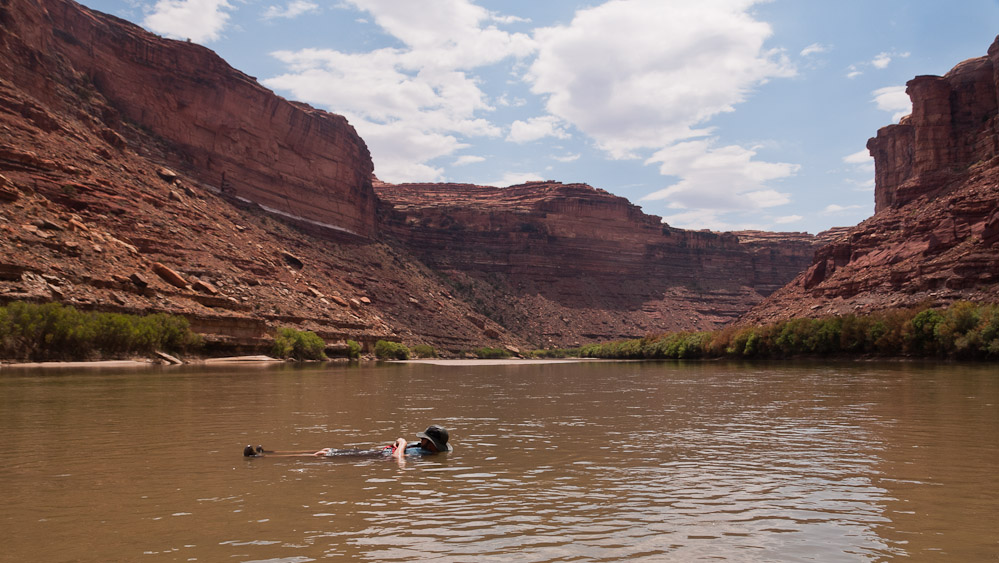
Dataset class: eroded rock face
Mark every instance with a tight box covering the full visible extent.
[376,181,822,345]
[747,36,999,324]
[868,43,999,213]
[0,0,525,354]
[1,0,378,238]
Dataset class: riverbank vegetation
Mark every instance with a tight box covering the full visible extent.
[0,301,201,362]
[375,339,410,360]
[572,302,999,360]
[474,347,512,359]
[271,327,327,361]
[411,344,437,358]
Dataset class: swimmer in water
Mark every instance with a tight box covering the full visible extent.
[243,425,452,459]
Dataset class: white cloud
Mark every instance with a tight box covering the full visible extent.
[843,149,872,165]
[851,177,875,192]
[800,43,828,57]
[552,153,580,163]
[823,203,864,214]
[871,52,893,69]
[496,94,527,107]
[661,208,766,231]
[526,0,794,159]
[263,0,535,182]
[507,116,570,143]
[872,85,911,122]
[641,140,797,211]
[144,0,232,42]
[263,0,318,20]
[491,13,530,25]
[871,50,908,69]
[339,0,534,70]
[774,214,803,224]
[453,155,486,166]
[487,171,545,187]
[847,50,910,78]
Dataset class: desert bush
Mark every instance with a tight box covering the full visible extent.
[346,339,362,359]
[474,347,511,359]
[934,301,981,356]
[529,348,580,358]
[411,344,437,358]
[375,340,410,360]
[272,327,327,361]
[0,301,200,361]
[906,309,945,355]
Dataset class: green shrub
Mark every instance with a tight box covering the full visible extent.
[411,344,437,358]
[530,348,580,358]
[474,347,511,359]
[0,301,200,361]
[346,339,362,359]
[375,340,410,360]
[907,309,945,355]
[272,327,327,361]
[572,302,999,361]
[934,301,981,356]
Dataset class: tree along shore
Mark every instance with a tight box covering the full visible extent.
[4,300,998,363]
[539,301,999,361]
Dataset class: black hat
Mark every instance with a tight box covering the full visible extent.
[417,425,451,452]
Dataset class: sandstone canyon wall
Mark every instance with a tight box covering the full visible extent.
[0,0,525,354]
[376,181,822,346]
[1,0,377,238]
[745,37,999,324]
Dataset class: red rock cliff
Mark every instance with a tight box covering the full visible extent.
[0,0,378,238]
[867,42,999,213]
[747,36,999,324]
[376,181,821,345]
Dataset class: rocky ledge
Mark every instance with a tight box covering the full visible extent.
[745,36,999,323]
[376,180,825,346]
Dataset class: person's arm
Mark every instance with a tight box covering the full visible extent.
[391,438,407,458]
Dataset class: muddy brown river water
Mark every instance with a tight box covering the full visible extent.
[1,360,996,561]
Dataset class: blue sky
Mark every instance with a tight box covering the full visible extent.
[80,0,999,233]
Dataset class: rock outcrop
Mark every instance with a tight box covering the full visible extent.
[0,0,522,354]
[376,181,822,346]
[1,0,378,238]
[746,36,999,324]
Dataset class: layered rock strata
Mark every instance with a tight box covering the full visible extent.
[376,181,822,346]
[746,37,999,323]
[0,0,522,354]
[1,0,377,238]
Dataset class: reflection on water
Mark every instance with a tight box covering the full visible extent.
[0,361,996,561]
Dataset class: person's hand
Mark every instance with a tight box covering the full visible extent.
[391,438,407,457]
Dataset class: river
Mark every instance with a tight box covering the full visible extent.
[0,360,996,561]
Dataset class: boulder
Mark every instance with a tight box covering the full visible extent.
[281,251,304,270]
[129,272,149,289]
[151,262,188,288]
[156,167,179,182]
[191,278,219,295]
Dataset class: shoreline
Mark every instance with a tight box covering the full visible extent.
[398,358,613,366]
[0,356,615,369]
[0,355,288,369]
